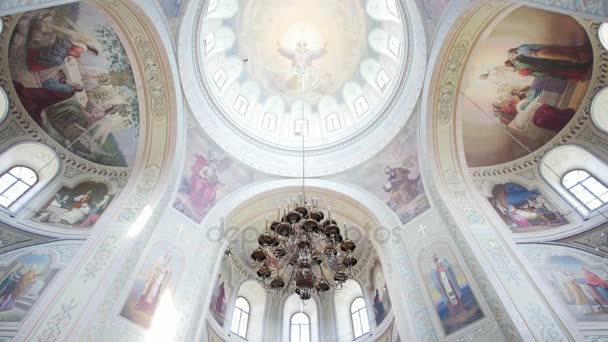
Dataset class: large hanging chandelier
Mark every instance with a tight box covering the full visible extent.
[251,197,357,300]
[251,115,357,300]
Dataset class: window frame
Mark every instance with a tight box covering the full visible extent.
[350,297,370,339]
[561,169,608,212]
[230,296,250,339]
[0,165,38,210]
[289,312,311,342]
[0,87,8,124]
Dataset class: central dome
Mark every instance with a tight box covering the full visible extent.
[200,0,407,150]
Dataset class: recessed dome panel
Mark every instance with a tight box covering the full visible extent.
[201,0,406,150]
[181,0,426,176]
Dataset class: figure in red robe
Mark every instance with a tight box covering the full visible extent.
[583,268,608,305]
[13,80,83,125]
[187,154,222,216]
[493,98,574,133]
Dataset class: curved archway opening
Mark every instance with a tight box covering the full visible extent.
[194,179,418,342]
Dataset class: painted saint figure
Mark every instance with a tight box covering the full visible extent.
[383,166,422,211]
[431,254,466,317]
[0,265,38,312]
[26,14,101,72]
[214,280,226,315]
[490,183,566,230]
[373,288,385,325]
[187,154,223,216]
[492,97,575,133]
[583,268,608,305]
[508,43,592,65]
[135,253,172,315]
[505,55,590,81]
[12,78,84,124]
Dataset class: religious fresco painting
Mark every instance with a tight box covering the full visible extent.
[541,254,608,322]
[209,258,231,326]
[120,242,184,329]
[419,242,483,335]
[0,253,58,323]
[160,0,183,17]
[459,7,592,167]
[173,126,265,223]
[331,123,430,224]
[488,182,568,233]
[370,260,392,326]
[9,3,140,167]
[30,181,114,229]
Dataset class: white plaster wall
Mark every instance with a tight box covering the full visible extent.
[334,279,368,342]
[228,280,266,342]
[282,294,319,342]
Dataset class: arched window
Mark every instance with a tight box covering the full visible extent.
[541,145,608,217]
[0,87,8,124]
[591,86,608,133]
[230,297,249,338]
[562,170,608,211]
[351,297,370,338]
[0,166,38,208]
[600,23,608,51]
[290,312,310,342]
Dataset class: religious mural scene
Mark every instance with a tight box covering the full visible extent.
[488,182,568,232]
[542,253,608,321]
[459,7,592,167]
[331,123,430,224]
[209,258,231,326]
[30,181,114,229]
[8,3,140,167]
[370,260,392,326]
[173,126,266,223]
[120,242,184,329]
[0,253,57,323]
[420,242,483,335]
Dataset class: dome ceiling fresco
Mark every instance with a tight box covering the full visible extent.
[8,3,140,167]
[458,7,593,167]
[200,0,407,150]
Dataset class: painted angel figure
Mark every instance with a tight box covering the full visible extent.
[276,38,327,92]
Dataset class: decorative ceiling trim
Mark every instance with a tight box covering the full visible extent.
[0,220,58,255]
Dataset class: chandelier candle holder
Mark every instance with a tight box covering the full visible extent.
[251,197,357,301]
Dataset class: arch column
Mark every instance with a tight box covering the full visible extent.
[320,293,338,342]
[262,292,282,341]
